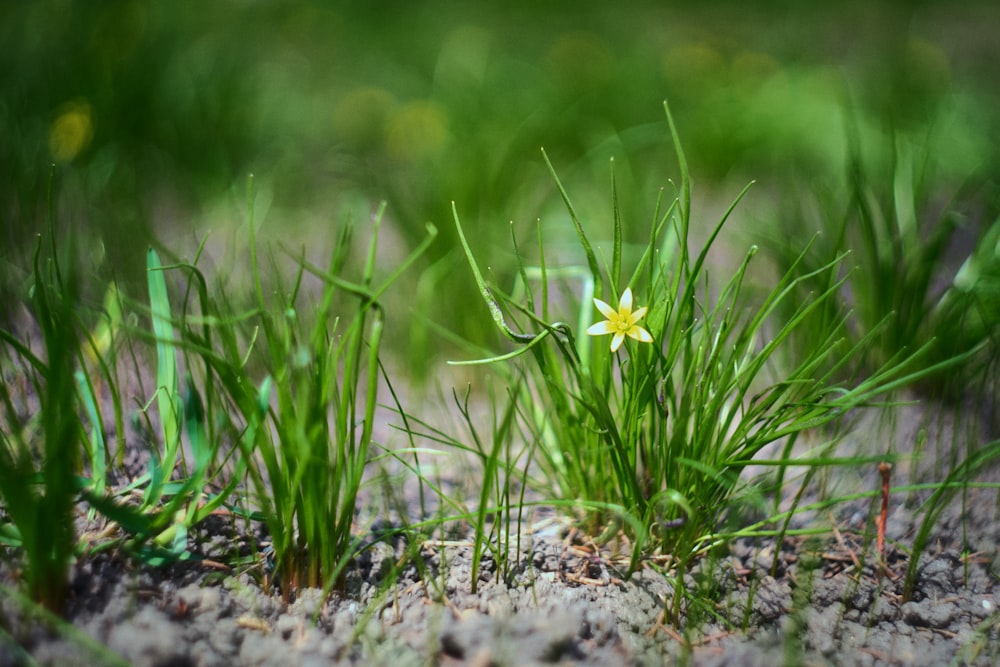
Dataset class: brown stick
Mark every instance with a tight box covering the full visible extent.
[877,462,892,560]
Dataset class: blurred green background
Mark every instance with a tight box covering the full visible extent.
[2,0,998,362]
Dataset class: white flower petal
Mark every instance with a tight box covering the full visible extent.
[618,287,633,312]
[593,298,617,319]
[587,321,616,335]
[628,326,653,343]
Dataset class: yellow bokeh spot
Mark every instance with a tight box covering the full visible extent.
[385,100,449,162]
[663,42,726,86]
[903,37,951,93]
[544,31,614,88]
[731,51,780,83]
[333,86,397,147]
[49,100,94,162]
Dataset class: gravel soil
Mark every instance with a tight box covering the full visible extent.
[2,398,999,667]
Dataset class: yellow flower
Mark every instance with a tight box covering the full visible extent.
[586,287,653,352]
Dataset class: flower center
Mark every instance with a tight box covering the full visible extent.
[611,312,630,332]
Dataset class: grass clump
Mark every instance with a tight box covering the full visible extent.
[104,191,438,598]
[769,120,1000,394]
[72,244,247,567]
[211,195,438,597]
[1,184,435,605]
[0,240,83,613]
[451,103,947,617]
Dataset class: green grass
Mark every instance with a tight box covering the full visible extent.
[449,104,980,622]
[77,245,243,566]
[766,118,1000,393]
[229,197,436,596]
[5,3,996,356]
[101,190,436,597]
[1,110,997,646]
[2,2,1000,642]
[0,237,82,612]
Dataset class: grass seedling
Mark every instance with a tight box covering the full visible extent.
[930,209,1000,375]
[225,193,436,597]
[452,102,948,623]
[845,129,957,367]
[0,239,82,612]
[80,191,434,593]
[901,438,1000,602]
[75,282,127,505]
[768,117,999,390]
[81,246,244,565]
[377,370,537,595]
[144,247,183,512]
[447,377,534,593]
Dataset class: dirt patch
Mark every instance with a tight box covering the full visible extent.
[2,357,999,667]
[3,466,999,667]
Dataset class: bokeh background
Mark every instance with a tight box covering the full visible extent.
[2,0,998,366]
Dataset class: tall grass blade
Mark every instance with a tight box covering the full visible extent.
[145,248,182,507]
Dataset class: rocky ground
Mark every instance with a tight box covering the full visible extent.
[3,485,999,665]
[2,395,999,666]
